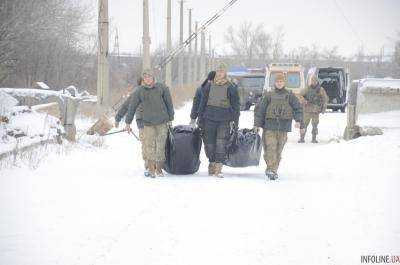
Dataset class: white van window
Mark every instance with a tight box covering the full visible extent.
[269,72,301,88]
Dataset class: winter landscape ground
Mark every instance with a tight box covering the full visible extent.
[1,103,399,265]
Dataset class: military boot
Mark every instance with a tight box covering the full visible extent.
[155,161,164,177]
[265,169,278,181]
[311,133,318,143]
[214,163,224,178]
[148,161,156,178]
[144,160,150,177]
[208,162,216,176]
[298,133,305,143]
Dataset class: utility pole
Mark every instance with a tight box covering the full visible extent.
[194,21,199,82]
[165,0,172,88]
[200,30,206,80]
[208,34,212,72]
[142,0,151,70]
[113,28,121,66]
[178,0,185,88]
[187,8,193,85]
[97,0,109,115]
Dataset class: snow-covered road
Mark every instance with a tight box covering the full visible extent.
[1,104,399,265]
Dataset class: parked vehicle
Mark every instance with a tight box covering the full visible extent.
[264,63,306,95]
[228,68,265,110]
[308,67,349,112]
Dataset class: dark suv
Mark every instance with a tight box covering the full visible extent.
[228,69,265,111]
[313,67,349,112]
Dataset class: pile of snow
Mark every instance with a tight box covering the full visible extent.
[359,78,400,92]
[0,87,96,103]
[35,82,50,90]
[0,103,399,265]
[0,106,63,155]
[0,91,18,117]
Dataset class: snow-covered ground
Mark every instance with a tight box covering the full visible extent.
[0,107,63,156]
[0,104,399,265]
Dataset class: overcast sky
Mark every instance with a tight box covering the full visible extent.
[101,0,399,57]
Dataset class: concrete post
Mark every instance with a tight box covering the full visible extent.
[200,30,206,80]
[344,80,360,140]
[165,0,172,88]
[178,0,185,88]
[97,0,109,115]
[187,8,193,85]
[59,98,79,142]
[142,0,151,70]
[194,21,199,82]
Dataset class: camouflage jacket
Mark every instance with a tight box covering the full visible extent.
[125,82,174,126]
[301,84,329,113]
[254,87,304,132]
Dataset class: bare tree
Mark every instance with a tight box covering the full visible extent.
[225,22,268,66]
[271,26,285,61]
[0,0,95,89]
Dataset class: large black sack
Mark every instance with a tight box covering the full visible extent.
[164,125,202,175]
[224,128,262,168]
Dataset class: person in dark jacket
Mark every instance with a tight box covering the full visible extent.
[190,71,216,128]
[197,63,240,177]
[253,72,304,180]
[115,77,150,176]
[125,69,174,178]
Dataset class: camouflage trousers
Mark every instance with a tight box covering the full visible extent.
[139,129,148,169]
[262,130,288,173]
[203,120,230,163]
[143,123,168,163]
[304,112,320,135]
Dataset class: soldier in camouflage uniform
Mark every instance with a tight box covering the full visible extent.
[115,77,151,176]
[197,63,240,177]
[298,75,329,143]
[124,69,174,178]
[253,72,304,180]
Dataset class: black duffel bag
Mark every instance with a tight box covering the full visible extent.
[224,128,262,168]
[164,125,202,175]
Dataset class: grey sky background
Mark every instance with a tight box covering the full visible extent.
[102,0,400,57]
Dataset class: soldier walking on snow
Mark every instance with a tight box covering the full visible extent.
[253,72,304,180]
[298,75,329,143]
[196,63,240,178]
[115,77,152,176]
[124,69,174,178]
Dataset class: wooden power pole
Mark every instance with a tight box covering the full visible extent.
[97,0,109,114]
[142,0,151,70]
[165,0,172,88]
[208,34,212,72]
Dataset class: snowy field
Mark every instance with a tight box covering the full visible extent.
[0,103,399,265]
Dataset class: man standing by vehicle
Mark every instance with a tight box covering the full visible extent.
[197,63,240,177]
[298,75,329,143]
[125,69,174,178]
[253,72,304,180]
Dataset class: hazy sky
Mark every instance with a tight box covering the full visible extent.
[101,0,399,57]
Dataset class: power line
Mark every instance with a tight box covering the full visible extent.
[331,0,364,49]
[156,0,239,70]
